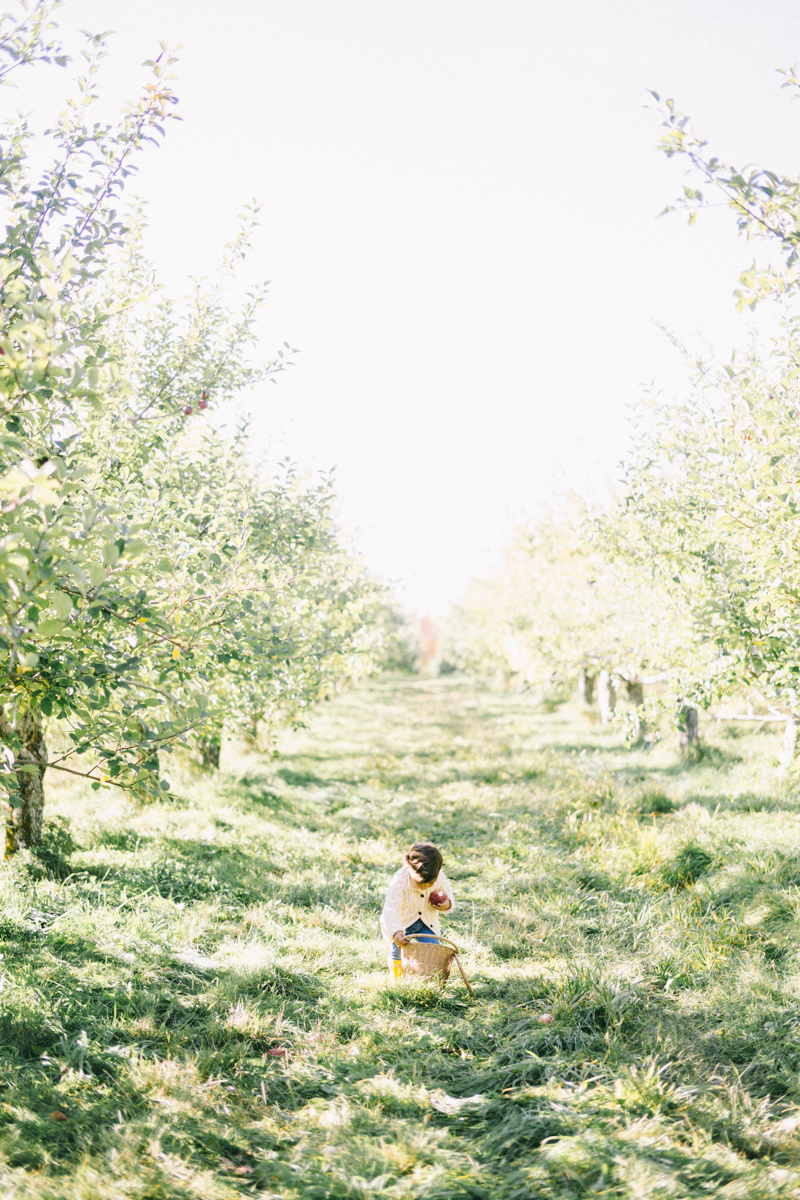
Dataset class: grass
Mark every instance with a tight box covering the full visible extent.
[1,674,800,1198]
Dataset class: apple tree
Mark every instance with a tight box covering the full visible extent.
[608,329,800,758]
[147,434,387,767]
[444,497,691,732]
[0,2,385,850]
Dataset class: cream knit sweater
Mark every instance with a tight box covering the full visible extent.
[379,866,456,945]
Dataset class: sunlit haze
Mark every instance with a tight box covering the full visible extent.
[9,0,800,614]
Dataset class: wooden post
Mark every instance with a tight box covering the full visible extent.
[198,727,221,769]
[779,716,797,776]
[625,678,645,744]
[577,669,595,708]
[598,670,615,725]
[678,705,698,748]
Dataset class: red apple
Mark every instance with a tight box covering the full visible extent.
[183,405,193,416]
[538,1013,553,1025]
[429,889,447,906]
[201,390,210,400]
[197,398,209,410]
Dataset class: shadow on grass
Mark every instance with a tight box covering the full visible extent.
[543,740,628,756]
[275,767,331,788]
[3,678,799,1193]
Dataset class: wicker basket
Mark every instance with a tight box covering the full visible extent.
[400,936,474,997]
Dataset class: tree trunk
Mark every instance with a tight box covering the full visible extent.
[198,728,221,770]
[623,678,645,743]
[678,705,699,749]
[598,670,615,725]
[577,669,595,708]
[779,716,798,776]
[5,705,47,856]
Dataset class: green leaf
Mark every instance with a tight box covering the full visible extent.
[51,592,74,619]
[37,619,64,638]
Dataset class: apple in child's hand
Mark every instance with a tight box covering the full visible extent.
[429,889,447,907]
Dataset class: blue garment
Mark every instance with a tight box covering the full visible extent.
[391,917,439,962]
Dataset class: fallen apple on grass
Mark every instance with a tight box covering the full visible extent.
[220,1158,254,1175]
[538,1013,553,1025]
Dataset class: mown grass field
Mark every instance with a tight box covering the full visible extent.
[1,675,800,1198]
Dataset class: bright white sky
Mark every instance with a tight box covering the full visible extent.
[9,0,800,613]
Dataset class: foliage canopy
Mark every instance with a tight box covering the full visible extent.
[0,0,385,848]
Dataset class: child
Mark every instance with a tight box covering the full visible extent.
[380,841,456,975]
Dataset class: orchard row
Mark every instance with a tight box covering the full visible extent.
[446,85,800,764]
[0,4,389,851]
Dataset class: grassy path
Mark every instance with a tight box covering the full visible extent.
[1,676,800,1198]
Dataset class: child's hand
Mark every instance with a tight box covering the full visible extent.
[393,930,409,946]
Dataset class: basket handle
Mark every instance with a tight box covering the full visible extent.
[401,936,475,999]
[452,953,475,999]
[403,935,460,954]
